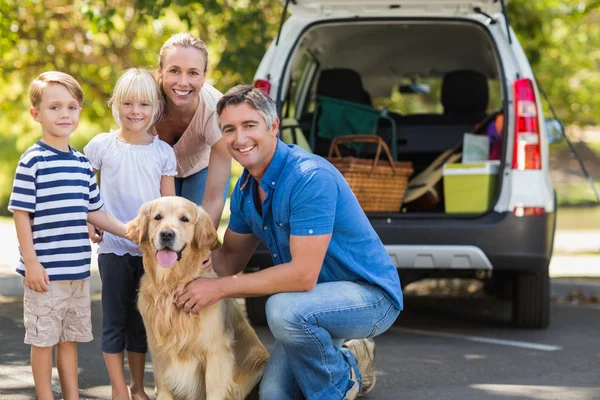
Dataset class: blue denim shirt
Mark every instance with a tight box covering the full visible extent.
[229,140,403,310]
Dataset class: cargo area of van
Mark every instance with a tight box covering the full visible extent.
[247,0,561,330]
[277,20,507,215]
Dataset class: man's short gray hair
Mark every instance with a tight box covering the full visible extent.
[216,84,277,128]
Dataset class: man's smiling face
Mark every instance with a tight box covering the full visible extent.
[220,103,279,179]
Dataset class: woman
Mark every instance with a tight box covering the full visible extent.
[153,33,232,228]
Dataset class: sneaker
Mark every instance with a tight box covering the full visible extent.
[343,338,377,396]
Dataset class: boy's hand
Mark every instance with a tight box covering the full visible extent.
[24,261,50,292]
[87,223,103,243]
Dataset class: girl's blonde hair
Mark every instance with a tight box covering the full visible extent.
[109,68,164,129]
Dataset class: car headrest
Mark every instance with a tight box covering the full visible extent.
[317,68,370,105]
[441,70,489,115]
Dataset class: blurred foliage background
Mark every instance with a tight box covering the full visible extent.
[0,0,599,214]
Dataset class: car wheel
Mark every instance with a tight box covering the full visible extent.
[245,296,269,326]
[512,269,550,329]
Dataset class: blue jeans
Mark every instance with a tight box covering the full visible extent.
[175,168,230,206]
[260,281,400,400]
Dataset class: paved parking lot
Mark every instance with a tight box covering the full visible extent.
[1,293,600,400]
[1,220,599,399]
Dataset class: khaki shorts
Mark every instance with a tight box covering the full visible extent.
[23,279,93,347]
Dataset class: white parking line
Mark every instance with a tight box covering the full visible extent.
[395,327,562,351]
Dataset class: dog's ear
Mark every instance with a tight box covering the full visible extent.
[193,206,218,250]
[127,201,152,244]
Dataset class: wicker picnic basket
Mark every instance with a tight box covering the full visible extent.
[327,135,413,212]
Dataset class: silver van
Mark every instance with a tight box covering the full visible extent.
[246,0,569,329]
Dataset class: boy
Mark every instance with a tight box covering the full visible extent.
[8,71,128,400]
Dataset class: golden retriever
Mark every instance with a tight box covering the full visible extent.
[128,196,269,400]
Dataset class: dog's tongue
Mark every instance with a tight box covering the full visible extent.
[156,250,178,268]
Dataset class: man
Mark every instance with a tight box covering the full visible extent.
[175,84,403,400]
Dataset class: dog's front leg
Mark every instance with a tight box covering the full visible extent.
[154,363,175,400]
[205,349,240,400]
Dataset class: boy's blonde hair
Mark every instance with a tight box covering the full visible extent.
[109,68,164,129]
[29,71,84,108]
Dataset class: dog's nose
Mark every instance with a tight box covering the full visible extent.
[160,229,175,242]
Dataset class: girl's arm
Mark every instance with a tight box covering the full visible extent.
[13,210,49,292]
[202,139,232,228]
[160,175,175,196]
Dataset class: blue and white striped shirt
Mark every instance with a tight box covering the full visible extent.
[8,141,103,280]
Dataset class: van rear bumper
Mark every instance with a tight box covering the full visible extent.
[244,211,555,273]
[372,211,556,272]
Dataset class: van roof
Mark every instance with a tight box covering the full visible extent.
[282,0,506,16]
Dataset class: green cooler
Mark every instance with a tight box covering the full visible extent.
[443,161,500,213]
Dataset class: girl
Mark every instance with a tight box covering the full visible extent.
[84,68,176,400]
[153,32,231,228]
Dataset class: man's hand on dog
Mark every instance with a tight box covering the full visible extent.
[175,277,223,313]
[175,253,218,313]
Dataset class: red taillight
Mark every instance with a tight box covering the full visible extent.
[513,206,545,217]
[512,78,541,170]
[253,79,272,94]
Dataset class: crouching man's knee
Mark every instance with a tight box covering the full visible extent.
[265,293,308,343]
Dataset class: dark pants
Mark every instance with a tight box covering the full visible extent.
[98,253,147,354]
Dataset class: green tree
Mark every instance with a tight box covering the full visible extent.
[1,0,599,213]
[508,0,600,124]
[0,0,282,212]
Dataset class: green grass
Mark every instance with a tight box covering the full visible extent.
[555,180,600,207]
[556,205,600,230]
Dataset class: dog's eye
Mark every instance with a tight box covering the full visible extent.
[180,216,189,223]
[154,214,162,221]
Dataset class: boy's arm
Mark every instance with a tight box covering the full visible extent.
[13,210,49,292]
[88,210,127,239]
[87,167,104,243]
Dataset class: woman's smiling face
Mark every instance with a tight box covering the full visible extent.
[159,46,207,110]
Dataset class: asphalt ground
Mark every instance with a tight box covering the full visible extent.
[1,293,599,400]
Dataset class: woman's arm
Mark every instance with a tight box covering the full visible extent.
[201,139,232,228]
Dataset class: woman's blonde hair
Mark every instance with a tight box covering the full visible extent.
[157,33,209,73]
[109,68,164,129]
